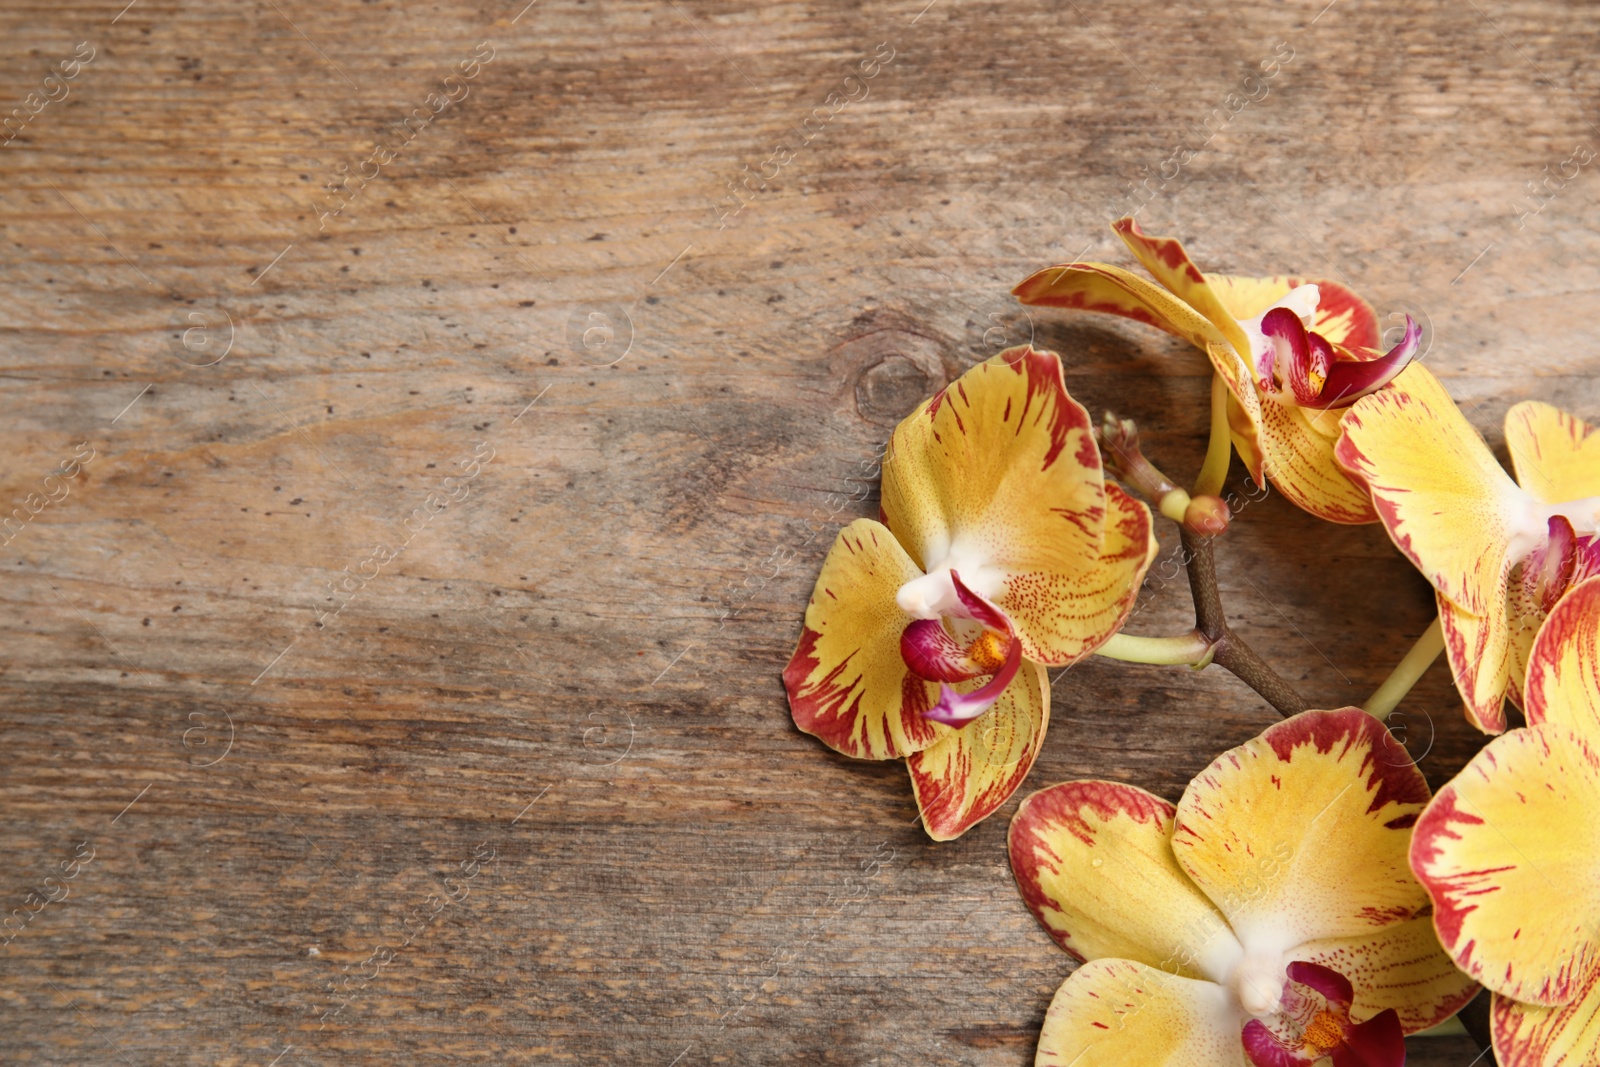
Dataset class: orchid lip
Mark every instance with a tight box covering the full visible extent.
[1299,314,1422,410]
[1509,493,1600,566]
[910,570,1021,727]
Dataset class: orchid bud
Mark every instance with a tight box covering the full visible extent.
[1183,494,1231,537]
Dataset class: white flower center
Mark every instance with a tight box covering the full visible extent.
[1232,950,1287,1018]
[895,545,1005,619]
[1508,493,1600,566]
[1238,283,1321,375]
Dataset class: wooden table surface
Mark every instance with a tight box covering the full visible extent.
[3,0,1596,1062]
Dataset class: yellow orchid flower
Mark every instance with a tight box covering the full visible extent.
[1014,218,1420,524]
[1410,577,1600,1066]
[783,346,1157,840]
[1336,365,1600,732]
[1008,708,1478,1067]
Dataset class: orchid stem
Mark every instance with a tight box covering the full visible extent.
[1361,618,1444,721]
[1096,630,1215,667]
[1180,528,1308,718]
[1193,373,1232,499]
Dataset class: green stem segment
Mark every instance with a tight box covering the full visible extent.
[1193,373,1232,499]
[1361,618,1445,721]
[1097,630,1215,667]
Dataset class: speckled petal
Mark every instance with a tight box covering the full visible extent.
[1525,575,1600,737]
[999,481,1157,667]
[1172,709,1433,954]
[1410,721,1600,1006]
[1437,590,1511,734]
[1493,972,1600,1067]
[1295,914,1481,1034]
[782,519,944,760]
[1257,392,1380,524]
[1036,959,1248,1067]
[1336,363,1529,616]
[908,660,1047,841]
[1504,401,1600,507]
[1010,780,1241,981]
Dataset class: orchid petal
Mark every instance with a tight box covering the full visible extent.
[1009,781,1241,980]
[1111,217,1254,359]
[1009,261,1263,469]
[1011,262,1231,352]
[1172,709,1433,953]
[1306,317,1420,410]
[1410,721,1600,1006]
[1506,569,1546,712]
[1257,393,1380,524]
[1035,959,1246,1067]
[1296,914,1481,1033]
[1492,972,1600,1067]
[1525,574,1600,736]
[1003,482,1158,667]
[1208,273,1380,349]
[881,347,1157,665]
[908,660,1047,840]
[1336,364,1530,616]
[1504,401,1600,507]
[1437,590,1512,734]
[1226,385,1269,484]
[782,519,944,760]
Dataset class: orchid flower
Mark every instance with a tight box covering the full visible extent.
[1008,708,1478,1066]
[1336,365,1600,732]
[783,346,1157,840]
[1014,218,1421,524]
[1410,577,1600,1066]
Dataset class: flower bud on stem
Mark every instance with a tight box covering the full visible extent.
[1099,412,1232,536]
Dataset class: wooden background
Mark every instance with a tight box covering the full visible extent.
[2,0,1596,1062]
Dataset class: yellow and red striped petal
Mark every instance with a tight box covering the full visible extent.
[1012,262,1229,352]
[1257,392,1380,524]
[1001,481,1157,668]
[1336,364,1528,616]
[1296,914,1481,1034]
[1225,385,1269,484]
[1111,218,1252,360]
[1035,959,1246,1067]
[1410,721,1600,1006]
[1009,780,1242,981]
[1506,570,1547,712]
[783,519,944,760]
[1526,575,1600,736]
[881,347,1153,666]
[1505,401,1600,507]
[1172,709,1433,952]
[1493,971,1600,1067]
[1438,590,1512,734]
[1207,274,1380,350]
[908,660,1048,841]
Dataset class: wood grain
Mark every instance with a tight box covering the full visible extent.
[3,0,1596,1061]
